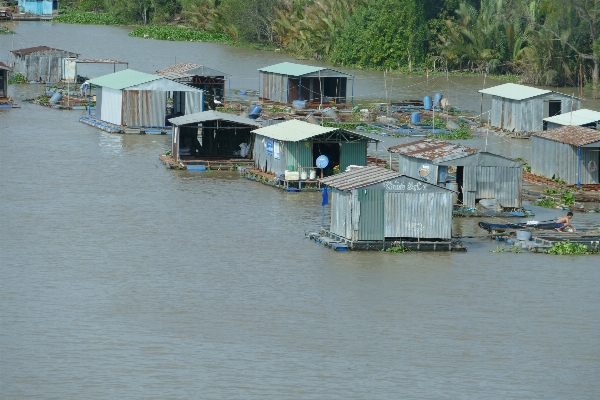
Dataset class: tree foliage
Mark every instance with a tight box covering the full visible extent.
[329,0,426,70]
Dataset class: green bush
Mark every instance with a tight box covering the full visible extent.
[8,73,26,84]
[128,26,231,43]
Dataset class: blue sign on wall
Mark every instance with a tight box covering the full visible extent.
[266,139,274,156]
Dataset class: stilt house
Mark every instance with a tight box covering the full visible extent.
[10,46,79,82]
[543,109,600,130]
[169,110,260,161]
[258,62,354,105]
[156,62,228,110]
[0,62,10,101]
[252,119,378,176]
[88,69,203,128]
[479,83,580,132]
[320,166,454,242]
[388,138,523,209]
[531,126,600,185]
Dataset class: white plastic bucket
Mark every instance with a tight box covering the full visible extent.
[516,230,532,241]
[300,171,308,180]
[309,169,316,180]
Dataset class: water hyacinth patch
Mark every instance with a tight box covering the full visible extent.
[54,12,125,25]
[129,26,231,44]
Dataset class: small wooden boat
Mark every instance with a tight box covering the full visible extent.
[478,220,556,232]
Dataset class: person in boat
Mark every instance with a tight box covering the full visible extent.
[555,212,574,232]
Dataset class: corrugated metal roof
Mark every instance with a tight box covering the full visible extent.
[156,62,229,79]
[258,62,352,77]
[320,166,403,190]
[88,69,161,90]
[479,83,552,100]
[543,109,600,126]
[251,119,378,142]
[0,61,11,71]
[169,110,261,126]
[10,46,79,56]
[388,138,478,162]
[532,126,600,147]
[72,59,128,64]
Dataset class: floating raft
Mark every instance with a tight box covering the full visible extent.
[307,229,465,252]
[79,116,122,133]
[478,220,556,232]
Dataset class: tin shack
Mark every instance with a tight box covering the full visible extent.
[388,138,523,209]
[531,126,600,185]
[479,83,580,132]
[10,46,79,83]
[156,62,228,110]
[258,62,354,105]
[319,166,454,248]
[543,109,600,130]
[168,110,260,167]
[252,119,378,177]
[17,0,57,15]
[88,69,203,129]
[0,62,10,102]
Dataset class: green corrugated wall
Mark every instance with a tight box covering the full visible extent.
[340,142,367,172]
[358,189,385,241]
[285,141,313,171]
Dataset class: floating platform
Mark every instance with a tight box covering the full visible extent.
[307,229,465,252]
[79,116,122,133]
[490,229,600,253]
[159,154,253,171]
[242,168,322,191]
[80,117,173,135]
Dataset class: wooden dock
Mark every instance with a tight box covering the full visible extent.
[307,229,464,252]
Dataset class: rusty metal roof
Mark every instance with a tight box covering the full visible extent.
[0,61,10,71]
[388,138,478,162]
[319,166,403,190]
[156,62,229,79]
[10,46,79,56]
[532,126,600,147]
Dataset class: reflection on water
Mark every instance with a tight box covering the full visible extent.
[1,24,599,400]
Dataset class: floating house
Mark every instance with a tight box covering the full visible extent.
[252,119,378,176]
[531,126,600,185]
[319,166,454,247]
[17,0,57,15]
[88,69,203,129]
[479,83,580,132]
[543,109,600,130]
[0,62,10,101]
[258,62,354,105]
[168,110,260,164]
[10,46,79,83]
[156,62,228,110]
[388,138,523,209]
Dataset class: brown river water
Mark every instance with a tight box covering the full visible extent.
[1,22,599,399]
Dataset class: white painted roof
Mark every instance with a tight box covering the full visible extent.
[543,109,600,126]
[252,119,377,142]
[479,83,552,101]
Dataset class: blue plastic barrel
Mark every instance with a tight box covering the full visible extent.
[249,105,262,119]
[49,91,62,104]
[423,95,432,110]
[411,112,421,124]
[187,165,207,171]
[292,100,307,109]
[433,93,443,106]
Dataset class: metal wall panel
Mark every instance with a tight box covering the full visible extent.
[384,192,452,239]
[100,87,122,125]
[470,166,522,207]
[260,72,288,103]
[357,189,385,241]
[532,137,599,184]
[122,90,166,127]
[253,134,288,174]
[329,188,353,239]
[340,142,367,172]
[184,91,204,114]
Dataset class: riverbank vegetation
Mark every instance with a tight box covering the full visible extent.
[57,0,599,97]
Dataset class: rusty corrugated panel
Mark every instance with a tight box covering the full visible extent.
[532,125,600,147]
[388,138,477,163]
